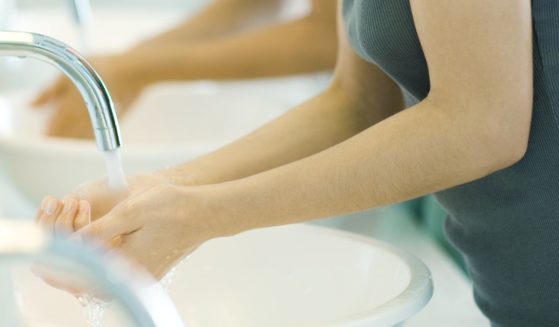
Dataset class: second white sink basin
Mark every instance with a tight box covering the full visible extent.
[0,76,327,202]
[0,3,329,203]
[12,224,433,327]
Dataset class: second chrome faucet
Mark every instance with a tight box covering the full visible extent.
[0,31,122,152]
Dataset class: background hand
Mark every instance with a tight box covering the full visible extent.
[31,56,144,139]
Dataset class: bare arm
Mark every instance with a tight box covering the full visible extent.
[122,0,337,83]
[164,12,404,184]
[197,0,533,235]
[33,0,337,139]
[137,0,285,44]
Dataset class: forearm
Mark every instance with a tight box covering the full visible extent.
[165,80,403,185]
[137,0,284,46]
[122,17,337,86]
[204,98,522,236]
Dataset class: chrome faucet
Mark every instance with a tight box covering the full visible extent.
[66,0,93,53]
[0,31,121,151]
[67,0,92,28]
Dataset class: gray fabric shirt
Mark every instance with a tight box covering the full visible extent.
[343,1,559,326]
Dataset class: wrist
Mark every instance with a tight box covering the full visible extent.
[186,182,251,240]
[174,184,235,243]
[157,159,232,187]
[156,166,204,187]
[106,52,154,88]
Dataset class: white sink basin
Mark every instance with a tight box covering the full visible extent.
[0,77,326,202]
[11,224,432,327]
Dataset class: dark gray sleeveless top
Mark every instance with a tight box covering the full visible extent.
[343,1,559,326]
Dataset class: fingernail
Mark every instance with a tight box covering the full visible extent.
[62,198,76,214]
[45,199,59,215]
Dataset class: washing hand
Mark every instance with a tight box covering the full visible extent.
[31,55,144,139]
[72,183,215,279]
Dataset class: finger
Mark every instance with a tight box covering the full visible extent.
[42,275,82,296]
[55,197,79,237]
[35,201,45,223]
[46,93,93,139]
[111,235,123,247]
[31,77,68,108]
[74,200,91,231]
[38,196,62,234]
[31,87,57,108]
[32,264,85,296]
[108,231,161,278]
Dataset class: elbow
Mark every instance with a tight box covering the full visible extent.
[462,115,530,177]
[428,91,533,174]
[494,132,529,168]
[481,101,532,171]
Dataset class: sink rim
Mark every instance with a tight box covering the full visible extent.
[288,224,433,327]
[6,221,432,326]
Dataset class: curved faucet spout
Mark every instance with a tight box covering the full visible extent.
[0,31,121,151]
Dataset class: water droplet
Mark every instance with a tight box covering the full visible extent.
[77,293,109,327]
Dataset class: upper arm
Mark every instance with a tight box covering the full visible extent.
[410,0,533,132]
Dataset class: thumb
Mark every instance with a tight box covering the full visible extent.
[30,86,57,107]
[30,76,68,108]
[71,210,135,246]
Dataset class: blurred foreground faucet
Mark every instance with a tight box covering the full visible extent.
[0,219,184,326]
[0,31,121,151]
